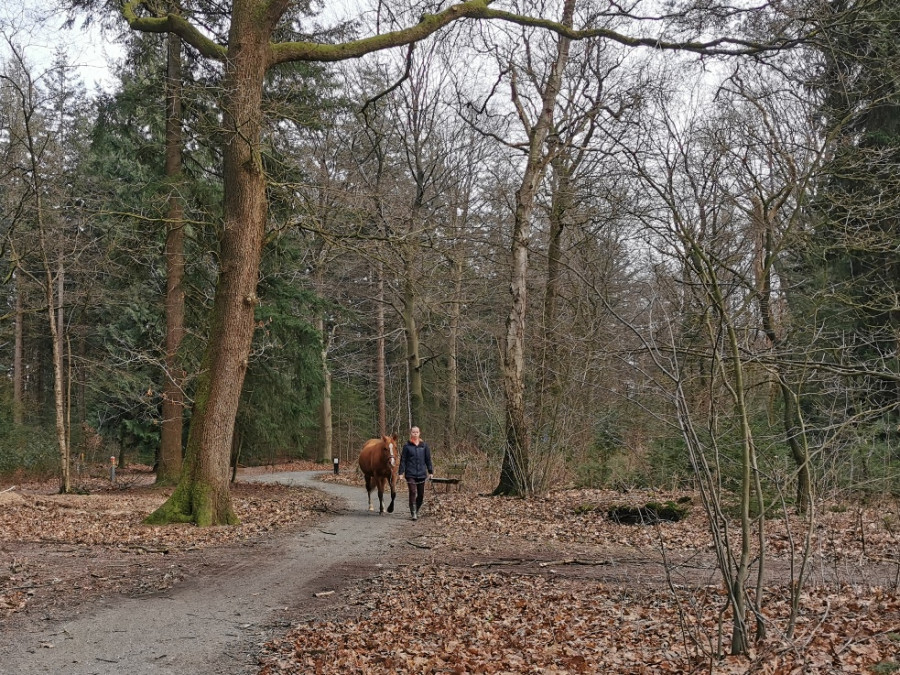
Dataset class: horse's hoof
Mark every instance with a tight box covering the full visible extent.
[387,505,394,513]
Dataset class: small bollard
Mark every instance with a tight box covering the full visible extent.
[109,455,118,483]
[333,457,339,475]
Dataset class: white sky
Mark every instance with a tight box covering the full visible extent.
[0,3,124,94]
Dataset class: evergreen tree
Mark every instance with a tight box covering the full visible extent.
[804,0,900,428]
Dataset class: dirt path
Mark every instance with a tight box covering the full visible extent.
[0,471,412,675]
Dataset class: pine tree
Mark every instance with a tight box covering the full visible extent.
[805,0,900,426]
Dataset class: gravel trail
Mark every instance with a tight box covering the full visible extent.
[0,472,410,675]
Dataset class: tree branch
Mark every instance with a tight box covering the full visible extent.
[472,7,810,56]
[121,1,227,61]
[269,0,494,65]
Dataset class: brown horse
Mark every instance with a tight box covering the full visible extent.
[358,434,398,514]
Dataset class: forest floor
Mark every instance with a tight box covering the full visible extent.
[1,463,900,674]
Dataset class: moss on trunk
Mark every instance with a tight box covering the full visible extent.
[145,479,239,526]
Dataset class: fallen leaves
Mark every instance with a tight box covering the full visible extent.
[259,567,900,674]
[260,565,699,673]
[258,487,900,674]
[3,468,900,673]
[0,590,27,618]
[0,463,331,621]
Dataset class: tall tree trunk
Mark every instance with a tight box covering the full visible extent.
[403,271,423,426]
[496,177,536,496]
[535,155,571,430]
[320,359,333,464]
[146,8,271,526]
[367,140,389,437]
[48,271,69,495]
[34,195,70,493]
[157,29,186,485]
[445,136,478,450]
[447,257,462,449]
[77,334,87,433]
[495,0,575,496]
[316,306,333,464]
[752,198,811,512]
[57,252,67,456]
[376,260,387,435]
[13,269,24,426]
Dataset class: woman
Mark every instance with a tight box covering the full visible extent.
[398,426,433,521]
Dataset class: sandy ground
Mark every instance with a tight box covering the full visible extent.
[0,472,416,675]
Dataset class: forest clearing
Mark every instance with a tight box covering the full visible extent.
[1,464,899,674]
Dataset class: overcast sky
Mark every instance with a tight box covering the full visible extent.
[1,2,123,93]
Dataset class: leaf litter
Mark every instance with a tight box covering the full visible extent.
[2,466,900,673]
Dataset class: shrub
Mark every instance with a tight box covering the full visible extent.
[607,499,691,524]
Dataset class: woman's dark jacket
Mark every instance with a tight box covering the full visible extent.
[399,440,433,480]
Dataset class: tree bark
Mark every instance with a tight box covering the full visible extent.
[316,308,333,464]
[536,154,571,428]
[157,28,186,485]
[403,271,424,426]
[48,275,70,495]
[35,202,70,494]
[13,268,24,426]
[320,357,333,464]
[20,79,71,492]
[376,260,387,435]
[448,257,462,449]
[57,251,68,457]
[495,0,575,496]
[147,4,273,525]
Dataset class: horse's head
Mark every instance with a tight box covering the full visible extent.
[381,434,398,469]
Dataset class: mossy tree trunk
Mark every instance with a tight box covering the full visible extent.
[145,3,271,525]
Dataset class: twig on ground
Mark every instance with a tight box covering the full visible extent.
[124,545,170,554]
[472,558,614,568]
[538,558,613,567]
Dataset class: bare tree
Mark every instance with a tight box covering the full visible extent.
[613,58,829,652]
[487,0,577,496]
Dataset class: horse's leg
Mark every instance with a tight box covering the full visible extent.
[377,476,385,514]
[365,474,374,512]
[387,473,396,513]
